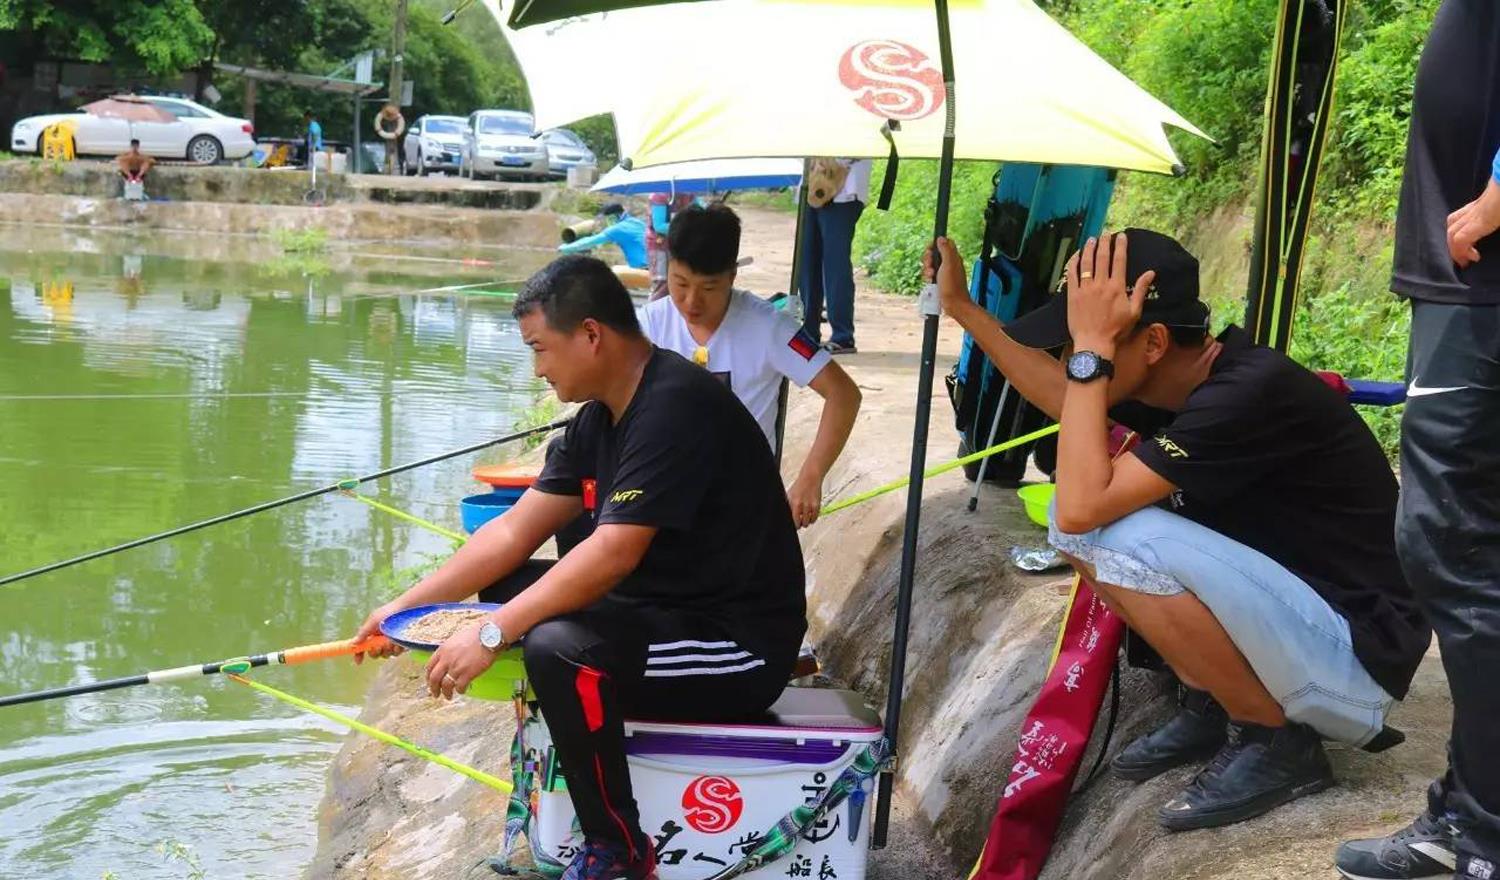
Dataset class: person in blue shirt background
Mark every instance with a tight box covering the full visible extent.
[302,110,323,169]
[558,203,648,269]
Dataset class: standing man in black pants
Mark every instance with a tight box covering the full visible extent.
[354,255,807,880]
[1336,4,1500,879]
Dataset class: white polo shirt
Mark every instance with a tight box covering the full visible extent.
[639,290,832,451]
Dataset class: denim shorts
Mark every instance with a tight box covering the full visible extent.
[1048,502,1394,745]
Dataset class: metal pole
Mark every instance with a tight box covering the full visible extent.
[353,94,362,174]
[871,0,956,848]
[387,0,410,175]
[967,381,1010,512]
[778,159,812,457]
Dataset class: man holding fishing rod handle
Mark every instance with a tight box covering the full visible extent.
[355,254,806,880]
[926,231,1427,831]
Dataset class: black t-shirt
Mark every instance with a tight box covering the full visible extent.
[1392,0,1500,303]
[1115,327,1429,699]
[533,347,807,654]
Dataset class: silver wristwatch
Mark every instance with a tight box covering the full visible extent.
[478,621,506,652]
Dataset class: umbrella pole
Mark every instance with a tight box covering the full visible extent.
[777,160,812,459]
[872,0,957,849]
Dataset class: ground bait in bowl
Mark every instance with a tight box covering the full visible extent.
[404,608,491,644]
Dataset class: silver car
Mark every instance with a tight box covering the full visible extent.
[459,110,547,181]
[404,114,466,176]
[542,129,597,179]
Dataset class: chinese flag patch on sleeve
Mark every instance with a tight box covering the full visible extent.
[788,329,820,361]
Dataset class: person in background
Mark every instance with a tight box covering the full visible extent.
[1336,4,1500,880]
[115,138,153,193]
[374,103,406,175]
[640,203,862,527]
[559,203,649,270]
[302,110,323,170]
[800,158,871,355]
[646,192,698,300]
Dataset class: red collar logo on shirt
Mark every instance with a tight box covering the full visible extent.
[839,39,947,122]
[682,775,744,834]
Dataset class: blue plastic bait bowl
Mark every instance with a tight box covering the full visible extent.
[460,488,524,534]
[380,602,526,701]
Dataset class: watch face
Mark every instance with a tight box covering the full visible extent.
[479,621,504,650]
[1067,351,1101,380]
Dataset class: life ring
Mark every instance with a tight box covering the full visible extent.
[374,109,406,141]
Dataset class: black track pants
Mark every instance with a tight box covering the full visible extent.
[1399,300,1500,857]
[481,563,794,856]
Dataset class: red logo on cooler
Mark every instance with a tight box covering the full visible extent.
[681,776,743,834]
[838,39,947,122]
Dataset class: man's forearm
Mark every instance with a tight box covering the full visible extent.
[397,516,536,609]
[494,530,638,640]
[1054,349,1116,533]
[797,381,861,487]
[948,299,1066,420]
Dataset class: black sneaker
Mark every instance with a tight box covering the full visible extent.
[1112,686,1229,781]
[1158,721,1334,831]
[1335,810,1456,879]
[823,341,857,355]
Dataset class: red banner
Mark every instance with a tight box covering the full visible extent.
[969,578,1125,880]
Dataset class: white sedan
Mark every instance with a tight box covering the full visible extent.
[10,96,256,164]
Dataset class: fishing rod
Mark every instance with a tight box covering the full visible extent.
[820,423,1060,517]
[0,419,570,588]
[0,636,390,708]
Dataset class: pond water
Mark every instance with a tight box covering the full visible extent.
[0,226,551,879]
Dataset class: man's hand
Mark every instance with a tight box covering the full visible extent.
[424,621,498,700]
[352,601,407,665]
[1066,234,1154,356]
[924,238,974,321]
[786,472,824,528]
[1447,179,1500,268]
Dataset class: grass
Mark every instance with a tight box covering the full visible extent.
[514,391,563,452]
[271,227,330,254]
[724,188,798,214]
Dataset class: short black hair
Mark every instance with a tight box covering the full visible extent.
[598,202,625,218]
[513,255,642,337]
[667,203,741,275]
[129,138,140,147]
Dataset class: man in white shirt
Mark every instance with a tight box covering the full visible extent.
[800,158,871,354]
[639,204,862,527]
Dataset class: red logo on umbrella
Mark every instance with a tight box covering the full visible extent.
[681,775,744,834]
[839,39,947,121]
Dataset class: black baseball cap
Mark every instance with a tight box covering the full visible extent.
[1002,228,1209,350]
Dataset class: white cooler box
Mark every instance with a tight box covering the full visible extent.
[526,688,884,880]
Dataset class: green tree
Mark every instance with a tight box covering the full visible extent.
[0,0,214,75]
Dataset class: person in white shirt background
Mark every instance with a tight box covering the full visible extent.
[799,158,872,355]
[638,204,862,527]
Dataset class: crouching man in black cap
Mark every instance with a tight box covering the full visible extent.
[927,231,1429,830]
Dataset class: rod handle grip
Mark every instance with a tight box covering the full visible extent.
[284,636,390,665]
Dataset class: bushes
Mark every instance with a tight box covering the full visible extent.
[852,160,996,296]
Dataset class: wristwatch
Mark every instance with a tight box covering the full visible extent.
[478,621,506,653]
[1066,351,1115,383]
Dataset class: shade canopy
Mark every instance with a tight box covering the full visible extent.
[495,0,1206,174]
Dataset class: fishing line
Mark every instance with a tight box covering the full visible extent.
[0,419,569,588]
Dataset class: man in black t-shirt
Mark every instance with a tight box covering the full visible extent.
[354,255,806,880]
[1337,5,1500,879]
[928,231,1427,833]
